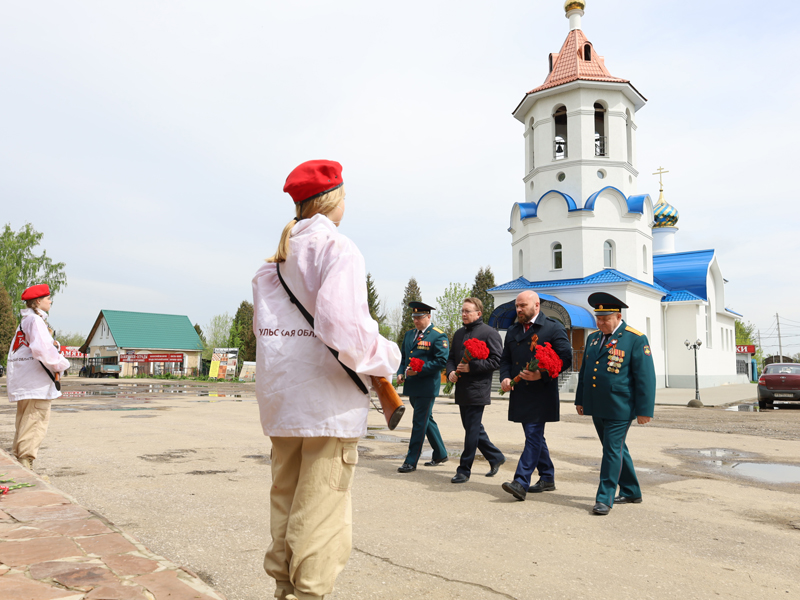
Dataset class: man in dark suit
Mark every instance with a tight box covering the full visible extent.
[499,290,572,501]
[396,301,449,473]
[446,297,505,484]
[575,292,656,515]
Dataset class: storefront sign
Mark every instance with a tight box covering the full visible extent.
[61,346,86,358]
[119,353,185,363]
[736,345,755,354]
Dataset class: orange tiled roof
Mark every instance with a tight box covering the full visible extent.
[527,29,628,94]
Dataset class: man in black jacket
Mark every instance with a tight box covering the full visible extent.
[446,297,505,484]
[499,290,572,501]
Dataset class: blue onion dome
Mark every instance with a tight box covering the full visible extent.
[653,190,679,228]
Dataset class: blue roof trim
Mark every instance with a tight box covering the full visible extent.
[662,290,704,303]
[726,307,743,317]
[653,249,715,301]
[518,203,537,220]
[583,186,649,214]
[489,295,596,329]
[489,269,668,294]
[514,190,579,221]
[538,190,579,212]
[626,194,652,214]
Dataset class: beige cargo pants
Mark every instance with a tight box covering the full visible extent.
[12,399,52,461]
[264,436,359,600]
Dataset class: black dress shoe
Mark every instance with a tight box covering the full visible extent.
[528,479,556,493]
[486,457,506,477]
[592,502,611,515]
[397,463,416,473]
[614,495,643,504]
[424,457,449,467]
[502,480,527,501]
[451,473,469,484]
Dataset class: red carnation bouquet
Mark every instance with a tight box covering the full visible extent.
[442,338,490,394]
[500,335,563,395]
[409,358,425,373]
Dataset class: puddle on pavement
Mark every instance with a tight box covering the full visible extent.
[689,449,800,484]
[362,433,409,443]
[729,463,800,484]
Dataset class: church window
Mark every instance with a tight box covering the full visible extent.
[549,54,555,72]
[705,305,712,348]
[518,249,524,278]
[584,44,591,61]
[642,245,648,273]
[557,172,566,182]
[597,169,606,179]
[529,118,535,170]
[594,103,607,157]
[603,240,614,268]
[553,105,567,160]
[625,109,633,165]
[552,243,563,270]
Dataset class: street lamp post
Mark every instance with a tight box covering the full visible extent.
[685,339,703,408]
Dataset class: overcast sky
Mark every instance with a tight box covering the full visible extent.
[1,1,798,355]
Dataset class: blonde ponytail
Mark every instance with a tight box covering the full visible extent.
[267,186,345,263]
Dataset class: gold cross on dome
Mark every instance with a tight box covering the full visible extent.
[652,166,669,192]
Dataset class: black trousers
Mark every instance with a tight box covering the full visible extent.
[456,404,505,477]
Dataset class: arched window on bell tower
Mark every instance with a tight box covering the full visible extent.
[603,240,615,268]
[552,242,563,270]
[625,109,633,165]
[594,102,607,157]
[553,105,567,160]
[584,44,592,61]
[529,117,535,170]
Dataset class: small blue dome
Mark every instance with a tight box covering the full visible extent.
[653,191,678,228]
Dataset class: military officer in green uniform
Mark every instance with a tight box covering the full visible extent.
[396,301,449,473]
[575,292,656,515]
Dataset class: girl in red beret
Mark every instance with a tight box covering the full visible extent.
[252,160,400,600]
[6,284,70,471]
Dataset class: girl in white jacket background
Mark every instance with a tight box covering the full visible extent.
[253,160,400,600]
[6,283,70,471]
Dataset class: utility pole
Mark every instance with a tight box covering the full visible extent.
[757,329,762,366]
[776,313,783,360]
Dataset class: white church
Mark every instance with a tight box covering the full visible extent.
[488,1,746,389]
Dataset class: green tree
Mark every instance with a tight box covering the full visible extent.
[229,301,256,363]
[204,313,232,360]
[366,273,384,324]
[0,223,67,318]
[435,282,472,342]
[0,286,16,368]
[59,332,88,347]
[471,266,496,324]
[396,277,422,345]
[194,323,206,346]
[735,320,756,344]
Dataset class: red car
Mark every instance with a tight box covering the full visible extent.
[758,363,800,409]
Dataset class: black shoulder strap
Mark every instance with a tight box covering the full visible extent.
[276,263,368,395]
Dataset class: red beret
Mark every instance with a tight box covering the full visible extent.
[21,284,50,301]
[283,160,343,204]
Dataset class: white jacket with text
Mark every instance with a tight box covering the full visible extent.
[252,215,401,438]
[7,308,70,402]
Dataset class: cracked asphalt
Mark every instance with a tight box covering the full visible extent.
[1,378,798,600]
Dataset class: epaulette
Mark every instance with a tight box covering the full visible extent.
[625,326,644,337]
[432,326,444,334]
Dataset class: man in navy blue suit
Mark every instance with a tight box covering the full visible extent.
[499,290,572,501]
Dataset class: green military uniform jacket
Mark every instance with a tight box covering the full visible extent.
[575,320,656,421]
[397,325,449,397]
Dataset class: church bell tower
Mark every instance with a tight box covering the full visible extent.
[513,0,647,205]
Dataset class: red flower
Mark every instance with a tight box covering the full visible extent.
[463,338,490,360]
[535,342,563,378]
[409,357,425,373]
[0,486,8,495]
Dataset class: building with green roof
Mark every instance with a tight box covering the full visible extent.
[80,310,205,376]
